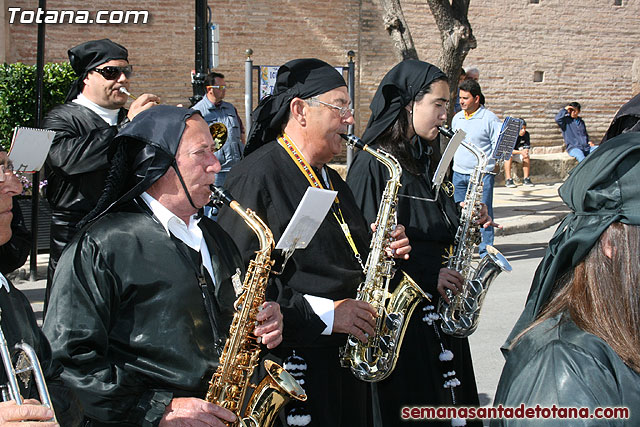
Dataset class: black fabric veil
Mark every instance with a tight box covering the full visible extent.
[504,132,640,352]
[81,106,200,224]
[362,59,447,145]
[244,58,346,156]
[601,92,640,143]
[65,38,129,102]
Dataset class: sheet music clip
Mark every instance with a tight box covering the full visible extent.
[273,187,337,275]
[430,128,466,201]
[273,240,298,275]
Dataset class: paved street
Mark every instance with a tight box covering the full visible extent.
[469,225,556,417]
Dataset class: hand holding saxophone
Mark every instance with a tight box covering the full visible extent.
[253,301,284,349]
[159,397,236,427]
[0,400,57,426]
[381,223,411,260]
[475,203,501,230]
[437,268,464,304]
[333,299,377,343]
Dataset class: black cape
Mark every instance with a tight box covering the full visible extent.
[43,200,243,425]
[0,275,83,426]
[217,141,372,427]
[347,145,481,426]
[492,313,640,426]
[0,201,30,274]
[43,102,128,294]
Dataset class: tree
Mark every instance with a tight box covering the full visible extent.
[379,0,477,122]
[380,0,418,61]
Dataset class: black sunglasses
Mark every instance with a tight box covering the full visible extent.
[92,65,133,80]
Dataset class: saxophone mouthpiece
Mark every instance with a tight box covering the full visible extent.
[210,185,234,207]
[340,133,366,150]
[438,126,454,139]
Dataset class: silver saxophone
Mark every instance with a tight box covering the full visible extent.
[339,133,428,382]
[436,126,511,338]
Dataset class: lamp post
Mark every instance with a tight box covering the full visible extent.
[190,0,209,106]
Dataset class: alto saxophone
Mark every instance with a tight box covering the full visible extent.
[339,134,428,382]
[436,127,512,338]
[206,186,307,427]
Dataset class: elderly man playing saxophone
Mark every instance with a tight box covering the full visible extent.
[44,106,284,426]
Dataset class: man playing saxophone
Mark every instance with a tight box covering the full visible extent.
[43,106,284,426]
[217,58,411,427]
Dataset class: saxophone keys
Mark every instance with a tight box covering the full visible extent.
[385,313,401,330]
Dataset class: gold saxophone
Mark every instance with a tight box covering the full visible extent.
[339,134,428,382]
[436,127,512,338]
[206,186,307,427]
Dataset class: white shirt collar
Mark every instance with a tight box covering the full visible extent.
[0,273,9,293]
[139,192,203,251]
[139,192,216,283]
[72,93,120,126]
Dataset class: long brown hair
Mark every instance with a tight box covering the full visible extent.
[376,77,448,176]
[519,222,640,373]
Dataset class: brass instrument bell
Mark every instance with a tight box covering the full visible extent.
[209,122,228,151]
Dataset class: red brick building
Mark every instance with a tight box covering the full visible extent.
[3,0,639,152]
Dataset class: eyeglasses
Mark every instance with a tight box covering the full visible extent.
[0,162,14,182]
[308,98,354,118]
[92,65,133,80]
[206,85,227,90]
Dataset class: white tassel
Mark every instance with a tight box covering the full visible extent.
[451,417,467,426]
[287,414,312,426]
[439,350,454,361]
[283,362,308,371]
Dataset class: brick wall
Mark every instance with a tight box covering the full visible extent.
[5,0,639,153]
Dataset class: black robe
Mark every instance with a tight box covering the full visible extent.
[42,102,128,302]
[43,200,243,426]
[0,201,30,274]
[347,146,482,426]
[492,313,640,426]
[217,142,372,427]
[0,275,83,426]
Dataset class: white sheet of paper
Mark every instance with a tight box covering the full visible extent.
[433,129,466,188]
[8,127,55,173]
[276,187,337,250]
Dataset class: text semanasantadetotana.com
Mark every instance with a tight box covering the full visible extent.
[401,404,630,421]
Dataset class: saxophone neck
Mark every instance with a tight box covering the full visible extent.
[230,202,274,254]
[210,186,274,253]
[340,134,401,181]
[460,140,488,168]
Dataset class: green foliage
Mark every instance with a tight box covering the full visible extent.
[0,62,75,151]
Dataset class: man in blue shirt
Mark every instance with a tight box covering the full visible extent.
[191,72,245,187]
[555,102,592,162]
[451,79,501,256]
